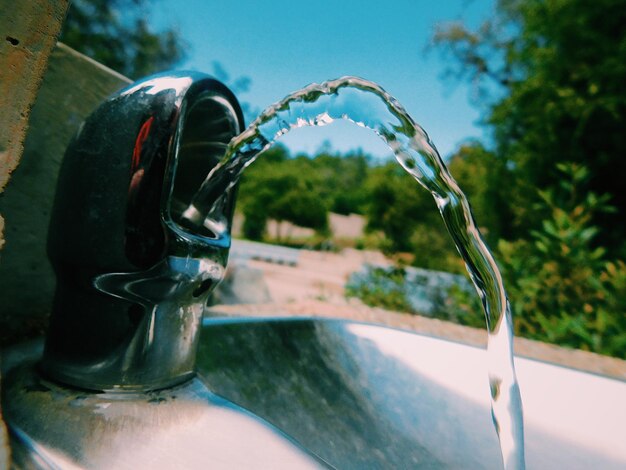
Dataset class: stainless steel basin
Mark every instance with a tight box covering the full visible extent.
[4,317,625,469]
[196,317,626,470]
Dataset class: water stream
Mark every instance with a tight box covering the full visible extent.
[183,76,525,469]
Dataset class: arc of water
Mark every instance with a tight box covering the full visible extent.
[183,76,525,470]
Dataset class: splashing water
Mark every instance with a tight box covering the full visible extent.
[183,77,525,469]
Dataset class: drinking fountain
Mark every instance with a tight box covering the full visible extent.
[1,72,326,469]
[42,71,242,392]
[2,72,625,470]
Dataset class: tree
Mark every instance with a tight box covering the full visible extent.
[365,163,426,253]
[237,145,329,241]
[447,142,514,243]
[363,162,463,271]
[434,0,626,256]
[433,2,626,356]
[311,151,370,215]
[60,0,185,79]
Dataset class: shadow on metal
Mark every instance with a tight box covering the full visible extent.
[197,317,626,470]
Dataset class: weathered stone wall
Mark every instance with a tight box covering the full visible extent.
[0,0,69,235]
[1,1,70,464]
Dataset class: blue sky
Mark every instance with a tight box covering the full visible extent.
[153,0,495,159]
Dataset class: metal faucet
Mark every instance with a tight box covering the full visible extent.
[42,71,244,391]
[2,72,326,469]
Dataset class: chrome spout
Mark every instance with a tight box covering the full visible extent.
[41,72,244,391]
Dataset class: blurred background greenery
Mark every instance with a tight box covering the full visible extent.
[60,0,626,358]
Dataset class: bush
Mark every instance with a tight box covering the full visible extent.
[345,265,475,322]
[345,267,414,313]
[496,164,626,357]
[409,225,465,274]
[356,163,626,358]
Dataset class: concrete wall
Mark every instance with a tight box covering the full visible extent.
[0,39,129,466]
[1,1,70,463]
[0,0,69,226]
[0,44,130,346]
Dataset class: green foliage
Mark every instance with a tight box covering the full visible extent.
[408,227,464,273]
[237,145,465,272]
[443,283,486,329]
[432,0,626,357]
[305,151,371,216]
[434,0,626,254]
[345,267,414,313]
[242,190,271,240]
[346,266,481,327]
[237,146,329,241]
[61,0,185,79]
[364,163,420,252]
[364,162,462,272]
[496,164,626,357]
[447,143,514,242]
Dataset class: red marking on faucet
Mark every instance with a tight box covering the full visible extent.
[131,116,155,172]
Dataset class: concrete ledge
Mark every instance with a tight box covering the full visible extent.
[207,300,626,380]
